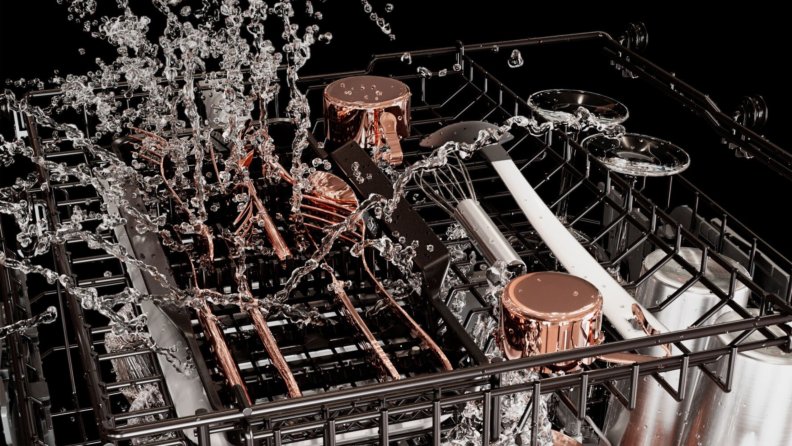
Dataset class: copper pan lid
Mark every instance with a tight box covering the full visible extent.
[324,75,410,109]
[503,272,602,323]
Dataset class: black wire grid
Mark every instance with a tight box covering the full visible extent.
[1,27,791,446]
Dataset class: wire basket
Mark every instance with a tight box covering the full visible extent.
[1,26,791,446]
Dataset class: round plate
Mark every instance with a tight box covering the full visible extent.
[528,89,629,125]
[581,133,690,177]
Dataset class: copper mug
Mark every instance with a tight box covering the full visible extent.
[323,75,411,165]
[499,272,605,372]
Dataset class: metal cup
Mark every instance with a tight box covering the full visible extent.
[323,75,410,165]
[603,248,751,446]
[681,308,792,445]
[499,272,604,373]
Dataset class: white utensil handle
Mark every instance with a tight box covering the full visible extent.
[483,146,668,339]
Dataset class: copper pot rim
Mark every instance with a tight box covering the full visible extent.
[551,430,584,446]
[502,272,603,323]
[323,76,411,110]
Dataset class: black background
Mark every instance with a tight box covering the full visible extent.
[1,1,790,255]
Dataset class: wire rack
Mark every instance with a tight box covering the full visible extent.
[1,26,791,446]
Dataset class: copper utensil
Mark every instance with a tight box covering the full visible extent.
[267,162,400,381]
[290,163,453,372]
[195,304,252,402]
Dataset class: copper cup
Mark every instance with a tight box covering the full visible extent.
[323,75,411,165]
[499,272,604,372]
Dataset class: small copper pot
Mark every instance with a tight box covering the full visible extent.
[323,75,411,165]
[499,272,604,372]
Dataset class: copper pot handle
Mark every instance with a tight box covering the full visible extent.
[379,112,403,165]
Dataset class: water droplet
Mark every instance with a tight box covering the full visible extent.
[508,50,524,68]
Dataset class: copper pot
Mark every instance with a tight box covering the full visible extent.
[499,272,604,372]
[323,75,411,165]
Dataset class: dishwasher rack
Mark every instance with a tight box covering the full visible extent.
[1,24,791,446]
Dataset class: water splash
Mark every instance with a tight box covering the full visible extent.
[0,0,384,375]
[0,306,58,339]
[508,49,524,68]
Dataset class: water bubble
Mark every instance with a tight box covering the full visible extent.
[508,50,524,68]
[78,48,86,55]
[453,63,462,71]
[417,66,432,78]
[385,3,394,12]
[438,69,447,77]
[401,52,412,64]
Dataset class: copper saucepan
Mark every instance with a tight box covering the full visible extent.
[323,75,410,165]
[499,271,668,373]
[499,272,604,373]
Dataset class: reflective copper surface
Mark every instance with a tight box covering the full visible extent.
[499,272,603,372]
[248,308,303,398]
[195,305,252,403]
[551,430,584,446]
[308,171,358,204]
[330,277,401,381]
[361,250,453,372]
[301,174,402,381]
[323,75,410,165]
[259,205,293,261]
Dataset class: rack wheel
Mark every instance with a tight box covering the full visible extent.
[622,22,649,53]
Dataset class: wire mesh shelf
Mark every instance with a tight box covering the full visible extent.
[1,28,791,446]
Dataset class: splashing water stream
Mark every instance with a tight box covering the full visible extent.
[0,2,626,440]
